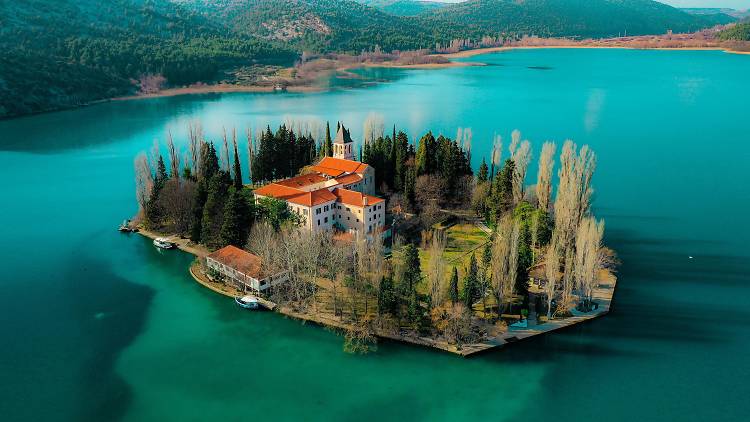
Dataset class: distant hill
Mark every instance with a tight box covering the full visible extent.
[718,22,750,41]
[682,8,750,20]
[423,0,724,38]
[358,0,447,16]
[680,8,738,25]
[0,0,294,118]
[177,0,462,52]
[0,0,731,119]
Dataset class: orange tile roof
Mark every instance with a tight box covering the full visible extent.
[288,189,337,207]
[253,183,305,201]
[332,188,384,207]
[309,165,345,177]
[207,245,264,279]
[316,157,370,175]
[335,173,363,186]
[254,183,336,207]
[275,173,327,189]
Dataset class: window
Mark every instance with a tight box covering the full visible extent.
[324,217,328,223]
[346,207,351,212]
[317,219,320,226]
[324,205,329,212]
[316,208,321,215]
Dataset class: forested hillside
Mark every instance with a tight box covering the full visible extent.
[423,0,724,38]
[0,0,727,119]
[0,0,294,118]
[718,22,750,41]
[358,0,446,16]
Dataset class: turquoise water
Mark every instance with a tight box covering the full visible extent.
[1,49,749,421]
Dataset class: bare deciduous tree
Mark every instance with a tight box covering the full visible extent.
[491,215,520,316]
[552,140,597,252]
[574,216,605,308]
[543,237,561,319]
[426,230,447,309]
[509,133,532,205]
[536,141,556,212]
[134,153,153,219]
[363,113,384,144]
[166,131,180,179]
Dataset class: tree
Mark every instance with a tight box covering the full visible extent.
[490,215,519,316]
[220,187,253,248]
[256,197,299,231]
[200,171,232,248]
[574,216,605,310]
[552,140,596,252]
[399,243,422,295]
[449,266,459,304]
[378,275,397,316]
[509,132,532,205]
[536,141,556,212]
[462,253,480,312]
[325,121,333,157]
[134,153,153,220]
[544,238,561,319]
[426,230,447,309]
[477,158,489,182]
[232,129,243,191]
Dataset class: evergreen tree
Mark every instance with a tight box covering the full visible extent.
[201,171,231,248]
[462,253,480,311]
[378,275,396,316]
[449,266,459,304]
[399,243,421,296]
[325,121,333,157]
[489,159,515,222]
[407,288,422,325]
[478,158,489,182]
[198,142,219,182]
[403,166,416,209]
[232,141,243,191]
[145,154,169,226]
[220,187,253,248]
[190,181,207,242]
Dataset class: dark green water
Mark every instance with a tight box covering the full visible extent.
[1,49,749,421]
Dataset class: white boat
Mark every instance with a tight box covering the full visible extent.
[235,295,260,310]
[153,237,176,249]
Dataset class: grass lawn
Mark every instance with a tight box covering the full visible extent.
[418,223,490,275]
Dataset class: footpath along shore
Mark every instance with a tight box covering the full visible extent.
[135,228,617,356]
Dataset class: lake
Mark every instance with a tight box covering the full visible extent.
[1,48,749,421]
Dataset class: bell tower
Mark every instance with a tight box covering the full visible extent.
[333,124,354,160]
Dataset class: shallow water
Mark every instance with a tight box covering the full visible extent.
[1,48,749,421]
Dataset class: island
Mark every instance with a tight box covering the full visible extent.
[128,119,618,355]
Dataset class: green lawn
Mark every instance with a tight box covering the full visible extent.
[418,223,490,275]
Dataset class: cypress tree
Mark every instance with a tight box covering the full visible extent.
[462,253,480,312]
[399,243,421,296]
[220,187,252,248]
[449,266,459,304]
[378,275,396,316]
[201,171,231,248]
[478,158,489,183]
[325,121,333,157]
[232,141,243,191]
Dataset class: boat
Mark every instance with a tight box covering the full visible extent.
[235,295,260,310]
[153,237,176,249]
[118,219,135,232]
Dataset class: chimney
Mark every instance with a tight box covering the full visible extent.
[363,196,368,206]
